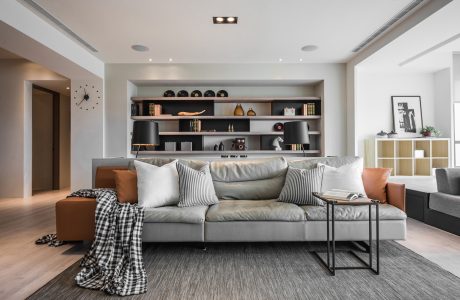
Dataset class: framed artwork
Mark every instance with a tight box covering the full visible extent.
[391,96,423,136]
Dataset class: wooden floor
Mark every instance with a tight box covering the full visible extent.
[1,190,460,299]
[0,190,85,300]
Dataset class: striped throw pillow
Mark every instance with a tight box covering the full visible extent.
[177,162,219,207]
[278,166,325,206]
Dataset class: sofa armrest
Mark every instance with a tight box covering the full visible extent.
[435,168,460,195]
[386,182,406,212]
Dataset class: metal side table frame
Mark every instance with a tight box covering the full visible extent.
[311,192,380,276]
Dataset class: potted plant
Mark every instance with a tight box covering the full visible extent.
[420,126,441,137]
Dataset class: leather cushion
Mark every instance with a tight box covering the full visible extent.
[95,166,128,188]
[144,205,208,224]
[301,204,406,221]
[362,168,391,203]
[206,199,306,222]
[113,170,138,204]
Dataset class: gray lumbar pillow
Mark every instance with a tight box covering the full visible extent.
[278,165,325,206]
[176,162,219,207]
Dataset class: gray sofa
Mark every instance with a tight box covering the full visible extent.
[425,168,460,235]
[121,156,406,243]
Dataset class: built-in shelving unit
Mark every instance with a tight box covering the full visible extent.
[374,138,450,176]
[130,91,324,156]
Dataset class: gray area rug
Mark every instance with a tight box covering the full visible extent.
[29,241,460,300]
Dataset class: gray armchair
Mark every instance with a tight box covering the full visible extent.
[425,168,460,235]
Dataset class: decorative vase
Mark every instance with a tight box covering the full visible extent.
[247,108,256,116]
[218,142,225,151]
[234,104,245,116]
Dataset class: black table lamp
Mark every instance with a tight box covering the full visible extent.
[283,121,310,156]
[132,121,160,158]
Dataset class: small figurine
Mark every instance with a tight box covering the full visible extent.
[219,142,225,151]
[272,137,284,151]
[376,130,388,138]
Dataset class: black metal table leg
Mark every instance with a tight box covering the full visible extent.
[327,202,330,268]
[332,202,335,276]
[376,202,380,275]
[369,204,372,269]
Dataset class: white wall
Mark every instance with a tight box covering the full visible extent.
[105,63,347,158]
[0,59,67,197]
[356,70,436,166]
[433,68,452,139]
[70,79,104,191]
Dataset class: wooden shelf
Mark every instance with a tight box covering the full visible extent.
[131,150,321,155]
[131,96,321,103]
[159,131,320,136]
[131,115,321,120]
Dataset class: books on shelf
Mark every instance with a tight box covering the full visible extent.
[148,104,162,116]
[302,103,316,116]
[321,189,365,201]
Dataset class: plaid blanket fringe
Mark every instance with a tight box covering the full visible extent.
[69,189,146,296]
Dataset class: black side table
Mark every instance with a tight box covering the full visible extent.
[311,192,380,276]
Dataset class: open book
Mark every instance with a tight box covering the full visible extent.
[321,189,365,201]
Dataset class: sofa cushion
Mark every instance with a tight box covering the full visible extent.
[429,192,460,219]
[288,156,362,170]
[301,204,406,221]
[113,170,138,204]
[362,168,391,203]
[210,157,288,200]
[144,205,208,224]
[319,160,367,196]
[278,166,325,205]
[177,162,219,207]
[206,200,306,222]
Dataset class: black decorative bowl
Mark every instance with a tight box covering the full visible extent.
[164,90,175,97]
[204,90,216,97]
[177,90,189,97]
[191,90,202,97]
[273,122,284,131]
[217,90,228,97]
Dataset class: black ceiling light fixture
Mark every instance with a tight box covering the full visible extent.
[213,17,238,24]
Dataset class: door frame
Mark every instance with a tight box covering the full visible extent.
[32,84,60,190]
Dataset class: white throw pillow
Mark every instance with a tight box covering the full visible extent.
[134,160,180,208]
[318,160,367,196]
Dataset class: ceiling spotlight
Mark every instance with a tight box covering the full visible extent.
[301,45,318,52]
[148,58,152,62]
[131,44,149,52]
[279,58,283,62]
[66,86,70,90]
[168,58,173,62]
[213,16,238,24]
[299,58,303,62]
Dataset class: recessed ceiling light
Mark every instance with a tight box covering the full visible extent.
[66,86,70,90]
[148,58,152,62]
[169,58,173,62]
[213,16,238,24]
[301,45,318,52]
[279,58,283,62]
[131,44,149,52]
[299,58,303,62]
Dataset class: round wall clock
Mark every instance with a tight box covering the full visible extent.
[74,84,101,110]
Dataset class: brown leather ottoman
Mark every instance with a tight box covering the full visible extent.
[56,197,96,241]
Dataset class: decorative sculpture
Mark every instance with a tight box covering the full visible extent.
[272,136,284,151]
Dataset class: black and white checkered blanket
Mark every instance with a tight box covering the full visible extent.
[69,189,146,296]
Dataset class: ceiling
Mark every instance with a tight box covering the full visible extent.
[30,0,416,64]
[0,47,21,59]
[359,0,460,73]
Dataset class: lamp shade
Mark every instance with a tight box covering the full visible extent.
[132,121,159,146]
[283,121,310,145]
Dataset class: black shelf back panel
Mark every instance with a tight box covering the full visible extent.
[141,100,214,116]
[158,136,204,151]
[178,119,250,132]
[271,100,321,116]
